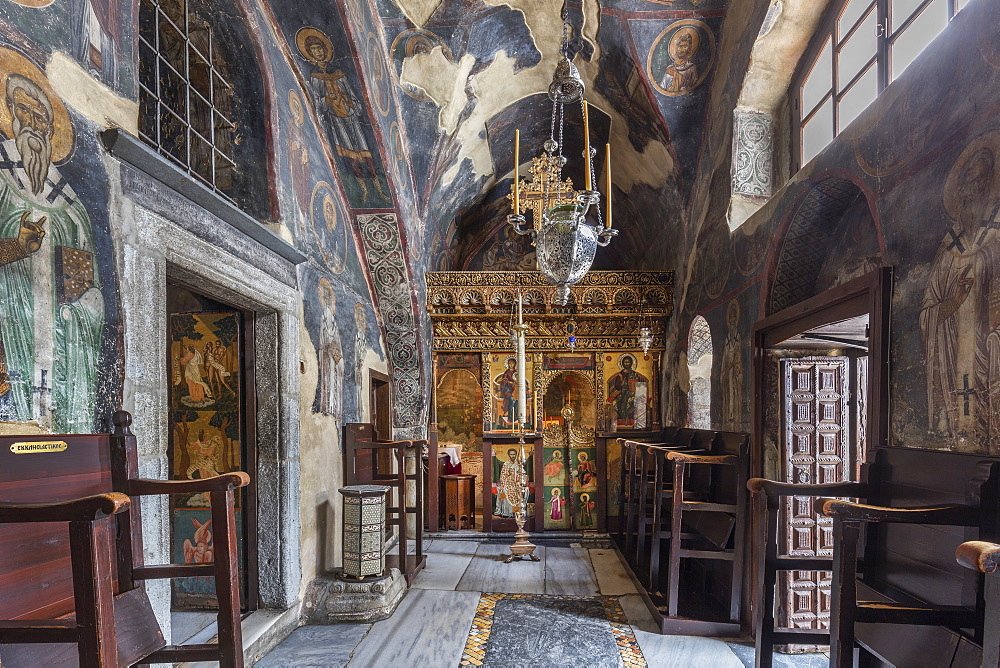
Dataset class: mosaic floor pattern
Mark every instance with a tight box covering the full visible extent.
[460,593,646,667]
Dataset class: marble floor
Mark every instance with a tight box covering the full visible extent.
[255,540,817,667]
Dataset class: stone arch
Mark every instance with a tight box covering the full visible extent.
[686,315,713,429]
[766,174,882,315]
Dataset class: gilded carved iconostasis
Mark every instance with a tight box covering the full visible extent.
[429,270,672,529]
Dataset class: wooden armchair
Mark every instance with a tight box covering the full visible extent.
[817,498,983,668]
[746,478,868,667]
[956,541,1000,668]
[0,411,249,667]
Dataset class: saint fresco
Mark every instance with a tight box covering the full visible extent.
[920,132,1000,449]
[295,27,391,207]
[647,20,715,97]
[0,48,104,432]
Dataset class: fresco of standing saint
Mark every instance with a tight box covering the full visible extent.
[0,51,103,432]
[295,27,389,206]
[920,133,1000,449]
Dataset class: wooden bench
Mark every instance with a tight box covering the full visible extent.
[0,411,249,666]
[614,427,750,636]
[749,447,1000,667]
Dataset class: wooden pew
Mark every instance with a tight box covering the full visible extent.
[615,427,749,636]
[956,541,1000,668]
[0,411,249,667]
[750,446,1000,667]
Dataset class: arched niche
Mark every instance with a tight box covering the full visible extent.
[542,371,596,430]
[686,315,713,429]
[767,175,883,315]
[436,368,483,452]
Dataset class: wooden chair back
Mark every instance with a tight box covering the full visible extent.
[0,412,248,667]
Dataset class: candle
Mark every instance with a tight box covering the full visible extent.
[516,294,527,430]
[583,101,592,190]
[514,129,521,216]
[605,142,612,228]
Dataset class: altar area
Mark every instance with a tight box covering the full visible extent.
[427,270,673,534]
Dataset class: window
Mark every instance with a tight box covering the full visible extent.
[794,0,964,166]
[137,0,270,219]
[686,316,713,430]
[139,0,237,199]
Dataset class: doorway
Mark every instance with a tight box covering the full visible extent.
[749,268,891,634]
[166,284,258,613]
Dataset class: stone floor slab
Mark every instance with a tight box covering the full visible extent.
[255,624,371,668]
[411,551,475,590]
[633,631,744,667]
[457,543,546,594]
[544,546,600,595]
[589,548,638,595]
[347,589,480,668]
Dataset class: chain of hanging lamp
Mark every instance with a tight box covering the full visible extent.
[506,0,618,306]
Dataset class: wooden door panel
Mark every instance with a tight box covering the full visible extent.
[779,357,851,633]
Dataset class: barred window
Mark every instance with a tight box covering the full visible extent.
[138,0,238,200]
[793,0,966,167]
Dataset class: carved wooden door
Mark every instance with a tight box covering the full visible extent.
[779,356,851,635]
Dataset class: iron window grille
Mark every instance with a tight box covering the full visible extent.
[792,0,967,169]
[138,0,238,201]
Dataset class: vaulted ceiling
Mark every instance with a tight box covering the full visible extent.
[375,0,741,272]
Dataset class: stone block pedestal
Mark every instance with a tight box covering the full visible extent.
[302,568,407,623]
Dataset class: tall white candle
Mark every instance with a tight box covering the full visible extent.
[516,294,527,430]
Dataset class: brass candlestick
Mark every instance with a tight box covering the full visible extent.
[504,431,539,563]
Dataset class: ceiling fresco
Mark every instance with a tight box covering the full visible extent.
[374,0,735,270]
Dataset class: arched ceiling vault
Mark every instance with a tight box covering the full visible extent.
[375,0,750,271]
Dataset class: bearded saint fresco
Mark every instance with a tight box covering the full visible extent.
[920,134,1000,449]
[0,54,103,432]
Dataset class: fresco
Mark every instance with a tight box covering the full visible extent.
[719,299,744,431]
[168,310,244,607]
[290,23,391,209]
[0,46,106,433]
[920,132,1000,444]
[647,20,716,97]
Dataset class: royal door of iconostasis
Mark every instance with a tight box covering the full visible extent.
[541,368,597,530]
[428,270,673,533]
[167,284,257,610]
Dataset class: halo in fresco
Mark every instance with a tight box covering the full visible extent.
[295,27,334,65]
[288,90,304,126]
[0,47,73,162]
[647,20,715,97]
[367,33,392,117]
[4,0,54,6]
[942,132,1000,222]
[310,181,349,274]
[390,28,453,102]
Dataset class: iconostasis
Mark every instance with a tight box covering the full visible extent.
[428,271,673,529]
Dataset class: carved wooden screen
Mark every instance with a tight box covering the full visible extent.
[779,356,850,634]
